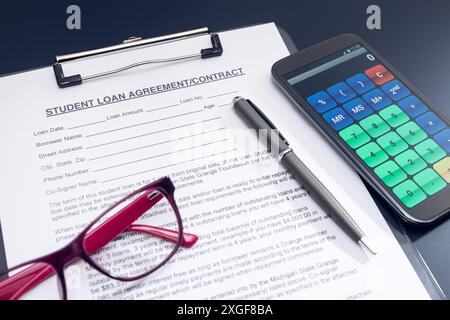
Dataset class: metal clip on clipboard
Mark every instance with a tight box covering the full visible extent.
[52,27,223,88]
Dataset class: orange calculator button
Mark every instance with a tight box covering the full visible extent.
[364,64,394,86]
[433,157,450,182]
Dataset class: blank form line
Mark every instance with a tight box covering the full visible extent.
[93,139,228,172]
[88,127,227,161]
[147,104,180,112]
[85,117,222,149]
[207,90,239,99]
[86,109,203,138]
[67,120,106,130]
[101,148,237,183]
[217,103,232,108]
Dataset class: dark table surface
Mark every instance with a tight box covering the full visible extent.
[1,0,449,297]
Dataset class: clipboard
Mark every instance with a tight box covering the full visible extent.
[0,23,445,299]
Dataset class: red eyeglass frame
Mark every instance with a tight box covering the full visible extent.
[0,176,198,300]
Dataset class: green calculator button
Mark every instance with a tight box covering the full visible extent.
[359,115,390,138]
[394,150,427,175]
[379,105,409,128]
[413,168,447,195]
[356,142,389,168]
[393,180,427,208]
[374,160,407,187]
[339,124,370,149]
[376,132,408,156]
[414,139,446,164]
[396,122,427,145]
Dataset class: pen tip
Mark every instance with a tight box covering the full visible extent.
[359,236,377,255]
[233,96,244,104]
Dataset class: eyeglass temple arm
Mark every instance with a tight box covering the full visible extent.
[125,225,197,248]
[0,263,55,300]
[0,191,198,300]
[83,190,197,253]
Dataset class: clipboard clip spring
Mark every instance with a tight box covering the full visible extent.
[53,27,223,88]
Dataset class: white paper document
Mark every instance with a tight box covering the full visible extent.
[0,23,430,299]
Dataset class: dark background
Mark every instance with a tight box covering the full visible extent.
[1,0,450,297]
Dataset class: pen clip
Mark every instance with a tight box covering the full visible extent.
[246,99,289,145]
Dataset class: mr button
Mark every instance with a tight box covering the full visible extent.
[323,107,353,131]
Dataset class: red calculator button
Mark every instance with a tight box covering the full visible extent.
[364,64,394,85]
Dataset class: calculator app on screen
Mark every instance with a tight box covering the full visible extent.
[275,37,450,223]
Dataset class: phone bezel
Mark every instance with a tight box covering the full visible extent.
[272,33,450,224]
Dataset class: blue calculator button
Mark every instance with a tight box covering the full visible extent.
[398,95,428,118]
[323,107,353,131]
[327,82,356,103]
[346,73,375,94]
[416,112,446,135]
[381,80,411,101]
[434,129,450,152]
[307,91,337,113]
[362,89,392,110]
[342,98,373,120]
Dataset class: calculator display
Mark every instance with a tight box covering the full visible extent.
[282,42,450,222]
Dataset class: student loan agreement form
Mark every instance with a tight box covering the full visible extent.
[0,23,430,299]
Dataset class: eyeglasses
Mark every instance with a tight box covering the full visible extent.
[0,176,197,300]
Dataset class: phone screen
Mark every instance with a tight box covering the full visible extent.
[282,43,450,219]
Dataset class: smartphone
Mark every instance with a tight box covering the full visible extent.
[272,34,450,224]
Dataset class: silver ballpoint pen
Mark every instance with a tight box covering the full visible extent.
[233,96,377,255]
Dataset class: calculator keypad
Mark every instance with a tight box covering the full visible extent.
[308,64,449,208]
